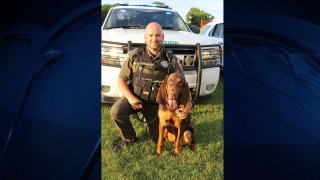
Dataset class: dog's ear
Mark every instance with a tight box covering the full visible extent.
[156,78,167,105]
[179,81,192,112]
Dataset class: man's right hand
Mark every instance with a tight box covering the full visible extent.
[118,78,143,110]
[130,101,143,110]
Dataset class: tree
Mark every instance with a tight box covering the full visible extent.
[101,4,116,25]
[186,7,214,27]
[152,1,166,5]
[152,1,170,8]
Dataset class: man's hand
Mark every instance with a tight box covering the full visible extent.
[130,101,143,110]
[175,107,188,119]
[118,78,143,110]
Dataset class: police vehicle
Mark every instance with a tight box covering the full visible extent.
[101,3,223,103]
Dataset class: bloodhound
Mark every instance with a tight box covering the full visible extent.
[156,73,195,156]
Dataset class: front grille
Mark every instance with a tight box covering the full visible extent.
[101,41,222,69]
[165,45,198,70]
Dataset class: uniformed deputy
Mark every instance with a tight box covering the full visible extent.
[110,22,186,150]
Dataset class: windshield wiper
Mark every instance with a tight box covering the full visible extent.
[106,25,145,29]
[162,27,182,31]
[162,26,174,30]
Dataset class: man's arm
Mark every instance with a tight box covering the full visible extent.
[118,49,143,110]
[118,78,143,110]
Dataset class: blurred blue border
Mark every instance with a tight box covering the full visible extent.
[0,0,101,179]
[225,0,320,179]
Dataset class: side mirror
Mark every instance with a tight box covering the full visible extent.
[189,25,200,34]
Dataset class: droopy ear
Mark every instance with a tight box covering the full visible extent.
[156,78,167,105]
[179,81,192,112]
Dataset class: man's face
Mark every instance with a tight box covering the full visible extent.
[144,25,164,53]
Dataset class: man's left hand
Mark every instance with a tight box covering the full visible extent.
[175,107,188,119]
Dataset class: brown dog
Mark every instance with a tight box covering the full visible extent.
[156,73,195,156]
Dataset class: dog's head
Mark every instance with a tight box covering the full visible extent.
[156,73,191,112]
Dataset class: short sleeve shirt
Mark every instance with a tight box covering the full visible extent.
[119,46,184,82]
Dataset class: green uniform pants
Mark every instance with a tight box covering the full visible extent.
[110,97,159,142]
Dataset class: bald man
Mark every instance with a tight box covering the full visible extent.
[110,22,184,151]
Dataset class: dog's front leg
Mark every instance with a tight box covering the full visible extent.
[174,123,182,156]
[156,122,165,156]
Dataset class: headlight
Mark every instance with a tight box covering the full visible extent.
[101,44,123,66]
[201,46,222,67]
[109,48,119,57]
[202,50,218,66]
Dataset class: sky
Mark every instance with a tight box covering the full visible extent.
[101,0,223,21]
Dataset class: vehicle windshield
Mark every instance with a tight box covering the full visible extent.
[103,8,190,31]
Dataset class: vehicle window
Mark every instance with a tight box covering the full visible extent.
[201,24,213,35]
[104,8,189,31]
[210,23,224,38]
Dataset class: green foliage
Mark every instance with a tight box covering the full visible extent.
[101,4,116,25]
[102,77,224,179]
[153,2,170,9]
[152,1,166,6]
[186,7,214,27]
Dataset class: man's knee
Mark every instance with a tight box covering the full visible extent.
[110,103,119,120]
[110,98,131,120]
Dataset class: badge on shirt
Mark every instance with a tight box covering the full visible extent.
[160,60,169,68]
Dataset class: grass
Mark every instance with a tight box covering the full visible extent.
[101,76,223,180]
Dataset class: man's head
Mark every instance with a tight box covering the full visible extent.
[144,22,164,55]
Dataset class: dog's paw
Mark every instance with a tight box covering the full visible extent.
[156,149,161,156]
[173,149,180,156]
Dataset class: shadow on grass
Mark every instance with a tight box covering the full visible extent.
[195,90,223,105]
[195,117,223,146]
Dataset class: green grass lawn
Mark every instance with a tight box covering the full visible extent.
[101,77,223,179]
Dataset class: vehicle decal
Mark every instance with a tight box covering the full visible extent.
[163,41,179,44]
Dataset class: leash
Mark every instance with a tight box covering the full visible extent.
[131,102,158,134]
[132,112,158,134]
[131,101,158,134]
[132,111,158,124]
[131,101,158,124]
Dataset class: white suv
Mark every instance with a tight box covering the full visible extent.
[101,3,222,103]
